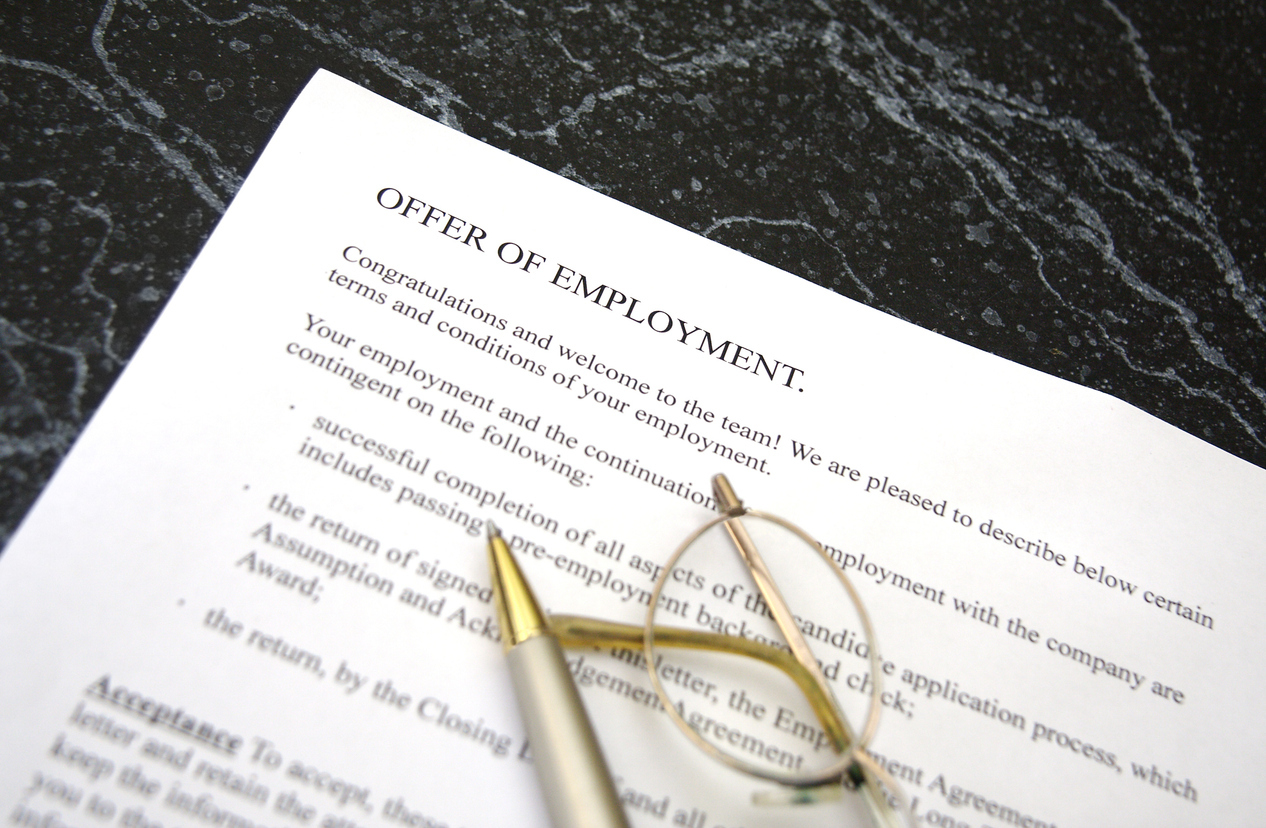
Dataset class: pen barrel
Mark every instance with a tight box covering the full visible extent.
[507,634,630,828]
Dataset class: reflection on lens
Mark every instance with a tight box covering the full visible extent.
[645,510,882,787]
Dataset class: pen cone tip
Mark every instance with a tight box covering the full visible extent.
[486,518,547,650]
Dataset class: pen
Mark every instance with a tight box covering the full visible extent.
[487,522,631,828]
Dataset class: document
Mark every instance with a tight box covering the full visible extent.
[3,70,1263,828]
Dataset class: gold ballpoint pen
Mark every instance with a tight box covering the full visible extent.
[487,522,631,828]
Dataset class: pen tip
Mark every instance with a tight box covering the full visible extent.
[487,520,501,540]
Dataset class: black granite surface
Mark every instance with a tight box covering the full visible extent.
[2,1,1263,548]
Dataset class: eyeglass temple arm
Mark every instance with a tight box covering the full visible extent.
[552,615,908,826]
[549,614,850,755]
[712,476,904,827]
[712,475,853,746]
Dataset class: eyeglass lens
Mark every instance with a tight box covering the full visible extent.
[646,512,877,787]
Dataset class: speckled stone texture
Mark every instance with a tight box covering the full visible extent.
[1,1,1263,547]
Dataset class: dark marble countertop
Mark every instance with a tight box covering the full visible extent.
[2,1,1263,547]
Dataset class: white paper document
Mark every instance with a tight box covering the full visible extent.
[3,70,1263,828]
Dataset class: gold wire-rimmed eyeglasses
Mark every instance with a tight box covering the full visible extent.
[549,474,910,827]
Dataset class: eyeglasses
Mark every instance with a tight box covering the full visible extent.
[549,474,911,827]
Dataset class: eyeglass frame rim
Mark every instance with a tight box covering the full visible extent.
[642,505,886,789]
